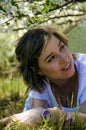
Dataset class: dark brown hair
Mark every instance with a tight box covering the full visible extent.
[15,26,68,92]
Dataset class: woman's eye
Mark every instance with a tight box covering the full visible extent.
[48,56,56,63]
[60,45,65,51]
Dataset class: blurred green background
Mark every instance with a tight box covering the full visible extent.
[68,21,86,53]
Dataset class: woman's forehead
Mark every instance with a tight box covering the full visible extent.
[38,35,60,59]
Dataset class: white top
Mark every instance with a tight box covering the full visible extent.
[23,53,86,112]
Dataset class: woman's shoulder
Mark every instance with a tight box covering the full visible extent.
[74,53,86,74]
[74,53,86,65]
[74,53,86,106]
[73,53,86,60]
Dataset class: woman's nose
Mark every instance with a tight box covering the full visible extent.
[59,55,68,65]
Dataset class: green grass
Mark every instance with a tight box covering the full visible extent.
[0,77,26,98]
[0,77,86,130]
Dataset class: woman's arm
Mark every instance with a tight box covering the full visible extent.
[0,107,43,125]
[0,107,86,126]
[31,98,49,108]
[0,107,63,125]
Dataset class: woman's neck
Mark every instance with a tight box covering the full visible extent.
[50,78,68,88]
[50,66,78,88]
[49,66,79,107]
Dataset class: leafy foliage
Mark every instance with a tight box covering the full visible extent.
[0,0,86,75]
[0,0,86,32]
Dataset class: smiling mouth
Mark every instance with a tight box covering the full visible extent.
[62,63,72,71]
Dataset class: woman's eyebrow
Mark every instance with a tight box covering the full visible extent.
[44,40,61,61]
[44,52,53,61]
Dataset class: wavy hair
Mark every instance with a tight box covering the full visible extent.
[15,26,68,93]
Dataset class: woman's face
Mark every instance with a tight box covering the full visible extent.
[38,35,75,82]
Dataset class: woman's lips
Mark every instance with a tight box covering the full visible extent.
[62,63,72,71]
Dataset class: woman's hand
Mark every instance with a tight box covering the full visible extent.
[12,107,43,124]
[0,107,76,127]
[0,107,62,126]
[0,107,43,126]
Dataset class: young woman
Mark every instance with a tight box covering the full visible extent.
[0,26,86,126]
